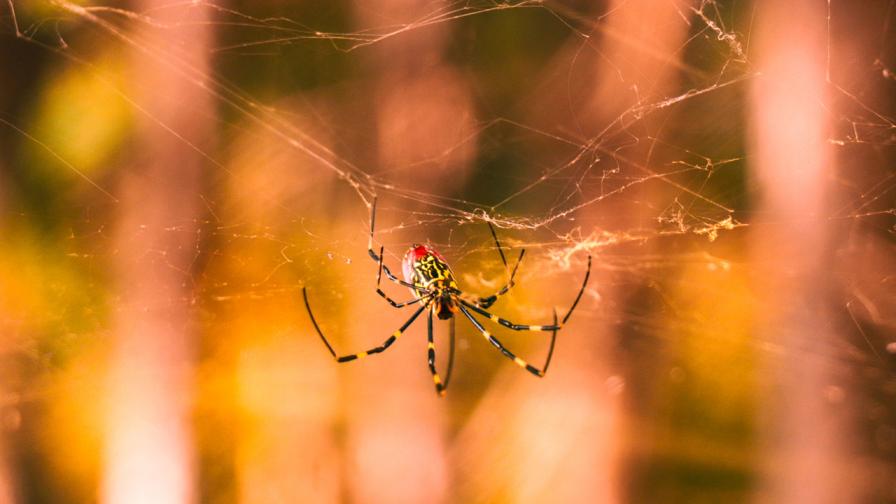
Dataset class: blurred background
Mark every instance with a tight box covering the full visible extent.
[1,0,895,502]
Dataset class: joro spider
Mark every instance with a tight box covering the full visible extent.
[302,199,592,396]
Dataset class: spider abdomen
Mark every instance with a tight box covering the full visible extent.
[402,244,457,288]
[402,244,458,319]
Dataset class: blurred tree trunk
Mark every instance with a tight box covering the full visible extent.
[102,2,212,503]
[0,349,17,503]
[0,164,18,503]
[576,3,697,499]
[750,0,855,501]
[215,105,342,504]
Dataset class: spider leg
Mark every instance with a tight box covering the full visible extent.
[377,259,418,291]
[470,221,525,309]
[426,309,454,396]
[374,245,430,307]
[474,248,525,309]
[487,220,509,268]
[303,287,429,362]
[376,292,431,309]
[458,304,555,378]
[560,255,592,325]
[543,309,559,374]
[460,299,558,331]
[367,197,423,291]
[446,316,456,388]
[461,255,592,329]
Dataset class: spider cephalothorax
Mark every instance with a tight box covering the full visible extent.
[303,198,592,396]
[402,244,458,320]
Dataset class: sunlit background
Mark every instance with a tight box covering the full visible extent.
[1,0,895,502]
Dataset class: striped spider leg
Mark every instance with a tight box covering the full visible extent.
[472,221,526,309]
[427,311,456,395]
[458,304,559,377]
[303,289,433,363]
[454,255,590,376]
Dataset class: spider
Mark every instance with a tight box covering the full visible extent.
[302,198,591,396]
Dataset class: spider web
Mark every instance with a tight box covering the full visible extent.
[1,0,895,501]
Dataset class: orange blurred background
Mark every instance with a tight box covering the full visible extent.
[1,0,895,502]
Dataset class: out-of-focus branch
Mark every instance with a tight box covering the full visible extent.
[750,0,855,500]
[101,2,212,503]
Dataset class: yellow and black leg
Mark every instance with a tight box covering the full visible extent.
[460,299,561,331]
[303,287,429,362]
[464,255,591,328]
[475,249,525,309]
[374,245,429,307]
[474,221,526,309]
[370,241,417,290]
[375,291,430,309]
[458,304,557,378]
[426,310,456,396]
[366,197,424,291]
